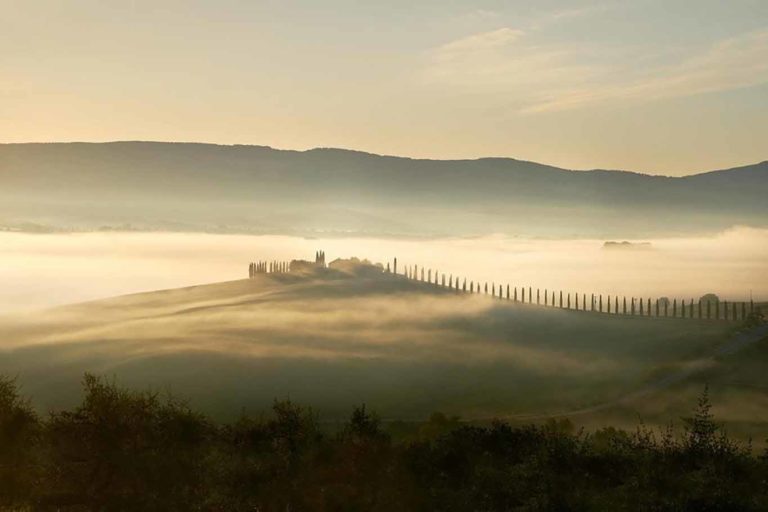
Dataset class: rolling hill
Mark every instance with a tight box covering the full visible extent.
[1,142,766,237]
[0,263,743,425]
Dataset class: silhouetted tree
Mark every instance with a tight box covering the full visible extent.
[0,377,40,508]
[44,374,210,510]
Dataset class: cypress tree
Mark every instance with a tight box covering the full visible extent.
[583,294,587,311]
[576,294,579,310]
[514,287,518,302]
[537,289,540,305]
[673,299,677,317]
[648,298,652,316]
[506,285,510,300]
[623,297,627,315]
[568,293,571,309]
[639,298,643,315]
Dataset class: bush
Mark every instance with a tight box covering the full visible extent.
[3,376,768,510]
[0,376,41,508]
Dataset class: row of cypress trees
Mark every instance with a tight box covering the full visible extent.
[397,261,760,321]
[248,260,290,278]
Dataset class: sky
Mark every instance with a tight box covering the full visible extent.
[2,0,767,175]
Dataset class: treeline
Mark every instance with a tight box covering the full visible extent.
[2,375,767,511]
[400,262,764,322]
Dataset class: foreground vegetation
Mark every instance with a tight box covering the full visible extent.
[2,375,767,511]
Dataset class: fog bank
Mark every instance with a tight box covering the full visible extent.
[1,227,766,313]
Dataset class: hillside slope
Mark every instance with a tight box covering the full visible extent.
[0,268,736,421]
[1,142,765,236]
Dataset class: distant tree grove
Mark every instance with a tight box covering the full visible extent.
[2,375,768,511]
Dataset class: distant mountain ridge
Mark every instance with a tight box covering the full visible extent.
[0,141,766,237]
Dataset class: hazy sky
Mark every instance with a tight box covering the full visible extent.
[2,0,767,174]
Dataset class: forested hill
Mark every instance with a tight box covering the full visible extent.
[1,142,766,237]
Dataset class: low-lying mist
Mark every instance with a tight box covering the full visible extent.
[1,226,766,313]
[0,272,733,421]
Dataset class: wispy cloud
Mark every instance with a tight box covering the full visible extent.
[423,27,768,114]
[437,27,524,56]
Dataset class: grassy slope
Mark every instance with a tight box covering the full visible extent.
[0,271,737,423]
[576,326,768,443]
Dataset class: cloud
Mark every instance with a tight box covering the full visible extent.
[423,27,599,96]
[526,29,768,113]
[436,27,524,57]
[423,27,768,114]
